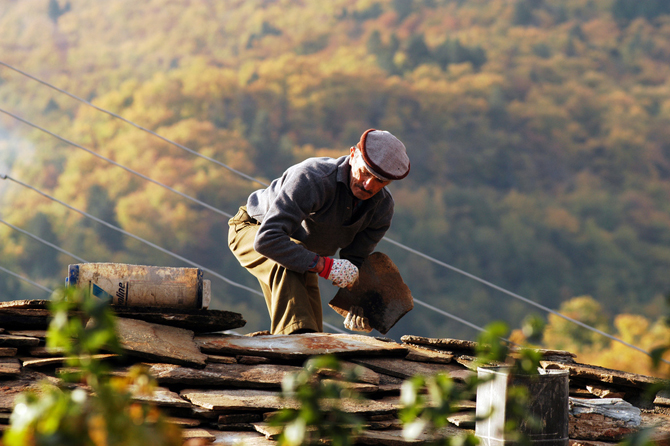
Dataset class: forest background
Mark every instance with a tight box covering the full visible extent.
[2,0,670,377]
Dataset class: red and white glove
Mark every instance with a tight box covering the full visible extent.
[319,257,359,288]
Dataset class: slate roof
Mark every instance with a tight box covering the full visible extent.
[0,300,669,445]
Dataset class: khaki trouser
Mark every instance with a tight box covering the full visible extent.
[228,206,323,335]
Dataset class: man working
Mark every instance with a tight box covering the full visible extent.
[228,129,410,334]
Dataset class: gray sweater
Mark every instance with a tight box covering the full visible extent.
[246,155,394,273]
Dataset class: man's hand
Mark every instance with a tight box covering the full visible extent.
[344,306,372,332]
[319,258,359,289]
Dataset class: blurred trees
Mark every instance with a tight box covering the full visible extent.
[2,0,670,362]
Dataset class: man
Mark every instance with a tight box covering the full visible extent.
[228,129,410,334]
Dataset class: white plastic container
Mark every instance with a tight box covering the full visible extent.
[67,263,210,309]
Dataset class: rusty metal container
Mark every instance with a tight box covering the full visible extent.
[67,263,210,309]
[476,366,569,446]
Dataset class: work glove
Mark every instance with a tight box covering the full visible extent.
[319,257,359,289]
[344,306,372,332]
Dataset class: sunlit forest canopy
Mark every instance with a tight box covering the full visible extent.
[2,0,670,371]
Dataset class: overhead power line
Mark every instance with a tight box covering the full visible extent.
[0,265,52,294]
[0,108,233,219]
[0,217,88,263]
[0,61,269,188]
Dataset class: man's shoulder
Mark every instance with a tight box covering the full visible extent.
[288,156,346,178]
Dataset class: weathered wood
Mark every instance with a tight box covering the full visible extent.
[114,307,246,333]
[351,357,474,382]
[569,397,641,441]
[181,389,397,414]
[329,252,413,335]
[0,348,17,358]
[0,358,21,377]
[0,334,41,347]
[146,363,302,388]
[195,333,407,360]
[114,318,207,368]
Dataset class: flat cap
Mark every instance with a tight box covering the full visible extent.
[356,129,410,181]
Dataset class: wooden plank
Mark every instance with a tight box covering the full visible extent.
[115,318,207,368]
[195,333,407,360]
[180,389,396,414]
[114,307,246,333]
[146,363,302,388]
[351,357,474,382]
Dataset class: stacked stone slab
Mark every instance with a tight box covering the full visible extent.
[0,301,668,445]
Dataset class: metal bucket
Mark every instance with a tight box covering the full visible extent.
[476,366,569,446]
[67,263,210,309]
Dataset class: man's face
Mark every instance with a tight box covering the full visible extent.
[349,147,392,200]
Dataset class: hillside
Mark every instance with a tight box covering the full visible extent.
[2,0,670,362]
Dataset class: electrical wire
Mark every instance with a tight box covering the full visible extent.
[0,108,233,219]
[0,217,88,263]
[0,265,53,294]
[0,61,269,188]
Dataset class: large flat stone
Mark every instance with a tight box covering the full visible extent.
[351,357,474,382]
[0,369,60,411]
[115,318,207,368]
[0,358,21,377]
[195,333,407,360]
[329,252,413,335]
[181,388,396,414]
[0,334,40,348]
[146,363,302,388]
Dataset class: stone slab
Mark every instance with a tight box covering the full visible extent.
[0,334,40,347]
[130,385,192,408]
[209,431,276,446]
[146,363,302,388]
[401,335,477,353]
[181,388,396,414]
[0,369,60,411]
[329,252,413,335]
[0,348,17,358]
[114,307,246,333]
[351,357,474,382]
[0,358,21,377]
[405,344,454,364]
[115,318,207,368]
[195,333,407,360]
[544,362,662,389]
